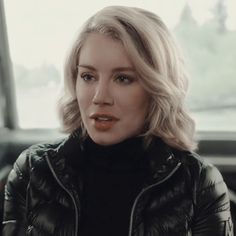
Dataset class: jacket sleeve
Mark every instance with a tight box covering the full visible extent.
[192,163,234,236]
[2,149,30,236]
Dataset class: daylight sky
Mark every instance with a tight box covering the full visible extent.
[4,0,236,70]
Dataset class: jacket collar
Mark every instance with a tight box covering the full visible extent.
[144,137,182,185]
[46,130,85,190]
[47,129,182,187]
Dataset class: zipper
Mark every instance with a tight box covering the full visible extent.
[128,162,182,236]
[45,153,79,236]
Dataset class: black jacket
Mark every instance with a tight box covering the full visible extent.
[2,131,234,235]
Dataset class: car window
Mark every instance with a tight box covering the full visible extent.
[4,0,236,130]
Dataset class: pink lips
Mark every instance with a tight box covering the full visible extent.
[90,113,119,131]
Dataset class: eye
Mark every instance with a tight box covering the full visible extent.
[115,74,134,84]
[80,73,95,82]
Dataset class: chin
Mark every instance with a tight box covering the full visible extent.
[92,137,118,146]
[89,133,125,146]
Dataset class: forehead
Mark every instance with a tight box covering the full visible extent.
[79,33,133,68]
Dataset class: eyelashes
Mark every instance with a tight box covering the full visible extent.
[79,72,136,85]
[115,74,134,84]
[80,73,95,82]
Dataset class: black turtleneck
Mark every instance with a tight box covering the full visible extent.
[78,136,149,236]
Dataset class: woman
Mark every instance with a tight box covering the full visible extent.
[2,6,233,236]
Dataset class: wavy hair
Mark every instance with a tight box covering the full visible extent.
[58,6,197,151]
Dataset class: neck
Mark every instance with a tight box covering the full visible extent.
[83,135,148,171]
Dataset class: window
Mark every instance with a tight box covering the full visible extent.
[4,0,236,130]
[174,1,236,131]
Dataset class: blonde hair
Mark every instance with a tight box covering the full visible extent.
[58,6,197,151]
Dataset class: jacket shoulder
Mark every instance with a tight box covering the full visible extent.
[14,138,66,173]
[180,151,232,223]
[180,151,231,220]
[179,151,225,192]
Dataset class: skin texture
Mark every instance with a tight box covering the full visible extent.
[76,33,149,146]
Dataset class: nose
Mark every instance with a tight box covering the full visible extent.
[92,80,114,106]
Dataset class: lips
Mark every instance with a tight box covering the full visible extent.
[90,113,119,121]
[90,113,119,131]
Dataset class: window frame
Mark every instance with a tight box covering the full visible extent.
[0,0,18,129]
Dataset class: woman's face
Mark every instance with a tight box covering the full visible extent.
[76,33,149,145]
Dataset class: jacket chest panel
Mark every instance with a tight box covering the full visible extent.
[29,162,73,205]
[133,175,194,236]
[26,166,76,234]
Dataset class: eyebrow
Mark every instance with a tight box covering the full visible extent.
[78,64,135,72]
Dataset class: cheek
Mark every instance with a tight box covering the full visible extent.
[117,88,149,117]
[76,82,93,110]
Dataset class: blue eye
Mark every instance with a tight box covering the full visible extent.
[80,73,95,82]
[116,75,133,84]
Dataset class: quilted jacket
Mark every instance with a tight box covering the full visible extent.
[2,131,234,235]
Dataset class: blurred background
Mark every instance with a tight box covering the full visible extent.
[3,0,236,131]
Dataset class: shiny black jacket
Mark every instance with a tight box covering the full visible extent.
[2,131,234,235]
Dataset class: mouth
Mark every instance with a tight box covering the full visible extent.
[90,114,119,121]
[89,113,119,131]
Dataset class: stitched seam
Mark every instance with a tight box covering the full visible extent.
[198,180,224,194]
[14,162,22,177]
[14,149,31,182]
[213,202,230,214]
